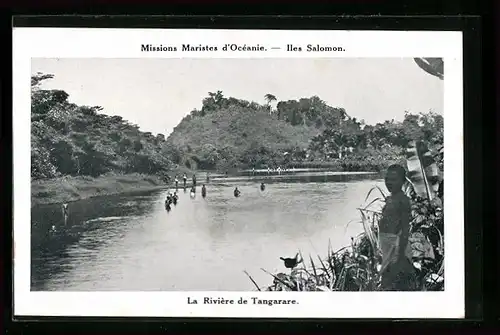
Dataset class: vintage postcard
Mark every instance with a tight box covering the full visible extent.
[13,28,463,318]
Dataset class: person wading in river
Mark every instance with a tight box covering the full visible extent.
[166,193,173,206]
[165,195,172,211]
[202,184,207,198]
[62,203,69,224]
[174,175,179,190]
[378,164,416,291]
[183,173,187,188]
[62,203,69,216]
[192,174,197,188]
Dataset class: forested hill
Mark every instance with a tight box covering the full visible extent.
[165,91,351,171]
[31,70,443,181]
[166,90,443,172]
[31,73,172,180]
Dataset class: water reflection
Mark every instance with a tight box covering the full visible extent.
[31,173,383,291]
[31,191,158,289]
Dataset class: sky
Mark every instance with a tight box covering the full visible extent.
[32,58,443,136]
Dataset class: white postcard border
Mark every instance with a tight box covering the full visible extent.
[13,28,464,318]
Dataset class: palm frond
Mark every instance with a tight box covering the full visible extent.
[405,140,441,200]
[414,58,444,80]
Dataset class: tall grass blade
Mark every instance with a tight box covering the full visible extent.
[362,197,384,211]
[364,186,387,203]
[243,270,261,291]
[437,259,444,276]
[316,255,329,276]
[332,245,349,256]
[309,255,318,279]
[343,219,360,234]
[316,286,332,292]
[359,209,378,254]
[260,268,295,290]
[298,250,305,268]
[357,208,382,215]
[299,266,314,277]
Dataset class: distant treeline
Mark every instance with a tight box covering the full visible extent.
[31,72,443,181]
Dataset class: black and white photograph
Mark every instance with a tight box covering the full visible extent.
[14,28,464,318]
[29,57,445,293]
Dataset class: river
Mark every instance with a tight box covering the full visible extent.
[31,172,384,291]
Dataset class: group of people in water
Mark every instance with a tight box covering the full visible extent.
[165,172,209,211]
[165,172,267,210]
[164,191,179,211]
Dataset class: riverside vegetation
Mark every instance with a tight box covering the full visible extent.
[31,58,446,291]
[31,60,442,205]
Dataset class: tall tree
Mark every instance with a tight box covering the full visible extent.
[264,94,277,114]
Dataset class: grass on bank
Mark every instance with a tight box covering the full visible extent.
[31,163,200,206]
[31,172,168,206]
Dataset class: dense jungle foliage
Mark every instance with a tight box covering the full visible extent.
[32,58,443,180]
[166,90,443,172]
[31,73,172,181]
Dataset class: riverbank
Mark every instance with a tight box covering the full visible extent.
[31,173,170,206]
[31,168,379,206]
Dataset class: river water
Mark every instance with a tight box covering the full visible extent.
[31,172,384,291]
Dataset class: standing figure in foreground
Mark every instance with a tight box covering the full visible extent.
[260,182,266,191]
[174,175,179,191]
[192,174,197,188]
[378,164,415,291]
[183,173,187,188]
[201,184,207,198]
